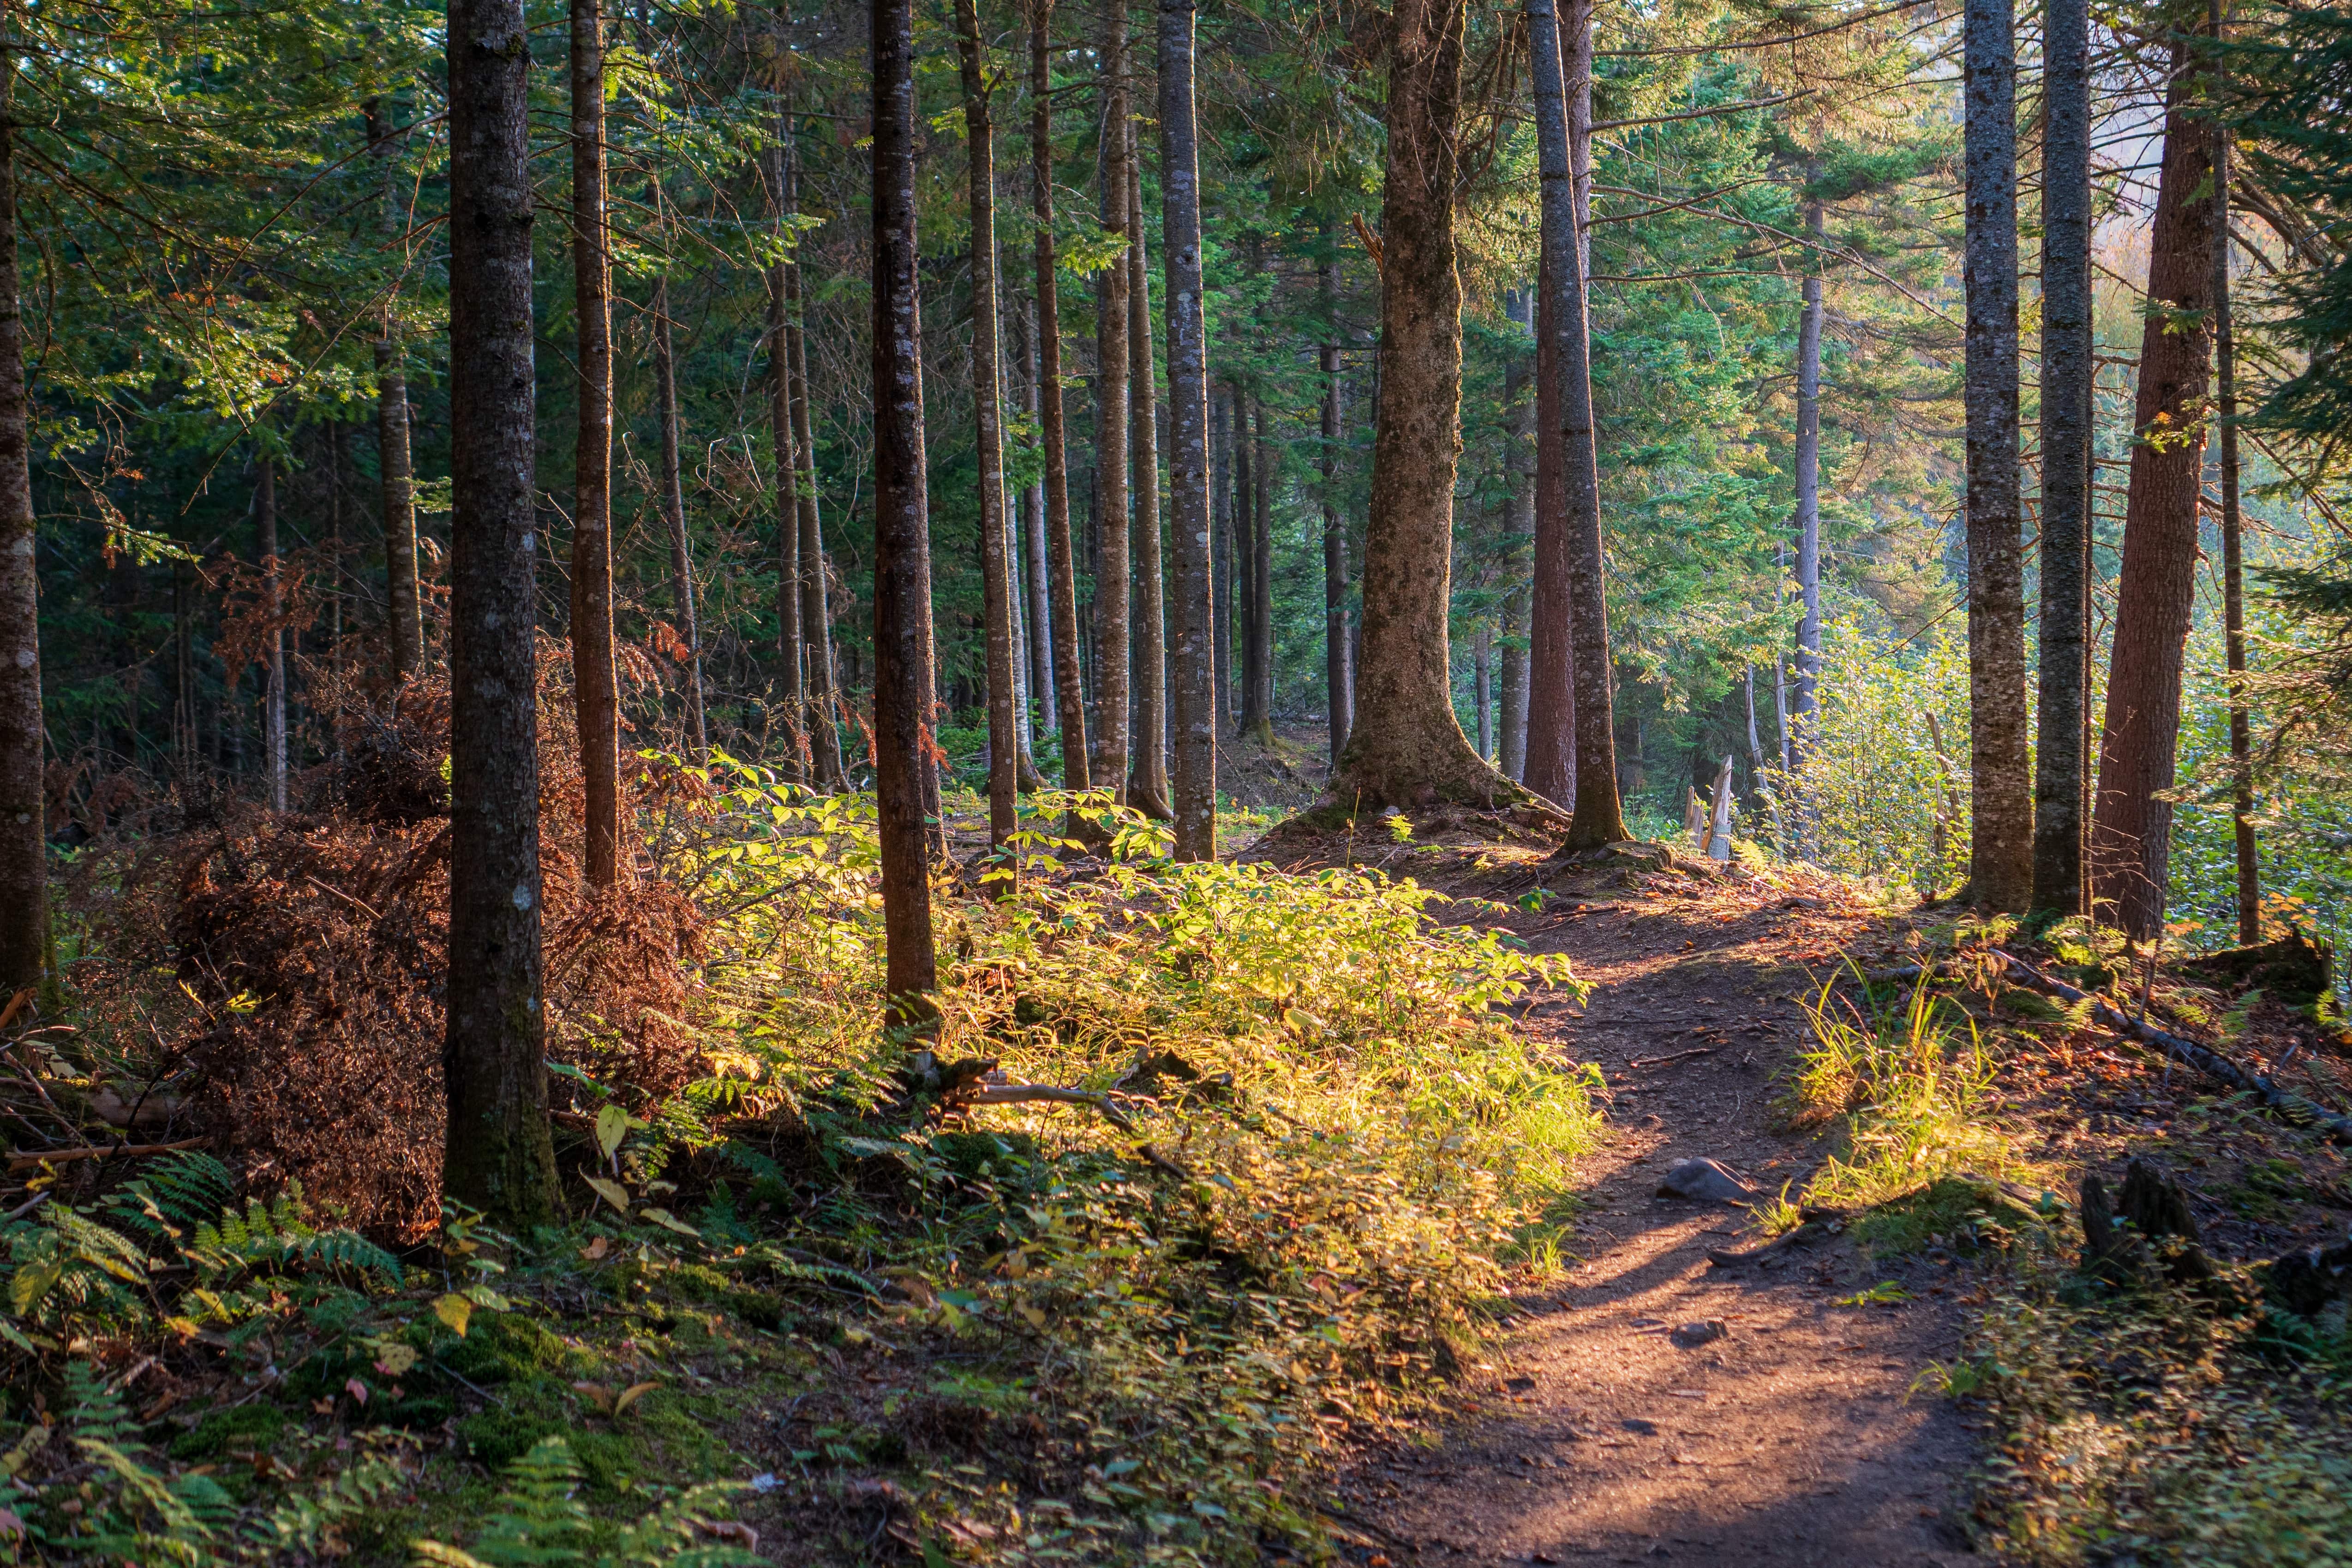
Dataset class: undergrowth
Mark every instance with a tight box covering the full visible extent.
[1,765,1600,1565]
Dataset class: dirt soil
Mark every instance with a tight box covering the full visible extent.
[1257,827,1987,1566]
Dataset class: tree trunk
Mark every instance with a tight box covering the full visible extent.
[443,0,559,1226]
[1158,0,1216,859]
[873,0,939,1012]
[571,0,621,884]
[1128,137,1170,817]
[1321,249,1353,765]
[1017,292,1056,739]
[652,281,707,758]
[365,101,424,685]
[253,458,289,813]
[957,0,1018,848]
[1230,384,1254,731]
[2033,0,2093,915]
[1334,0,1517,809]
[1960,0,2034,912]
[2210,10,2259,944]
[1473,625,1493,757]
[2091,33,2219,939]
[1212,384,1234,725]
[0,62,39,996]
[1089,1,1132,803]
[1499,288,1534,782]
[1791,192,1824,760]
[1522,0,1575,812]
[1032,0,1090,793]
[1241,392,1276,744]
[763,149,807,781]
[784,190,844,787]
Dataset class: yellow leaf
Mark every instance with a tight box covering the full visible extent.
[1016,1303,1047,1331]
[433,1294,473,1338]
[594,1103,629,1162]
[640,1206,699,1238]
[611,1381,659,1416]
[571,1380,615,1414]
[371,1341,420,1377]
[583,1176,631,1215]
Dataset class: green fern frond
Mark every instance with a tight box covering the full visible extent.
[60,1360,137,1447]
[299,1227,405,1283]
[411,1437,757,1567]
[243,1455,405,1557]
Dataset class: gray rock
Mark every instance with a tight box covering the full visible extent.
[1670,1319,1728,1348]
[1655,1157,1758,1205]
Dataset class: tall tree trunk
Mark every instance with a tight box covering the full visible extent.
[763,151,807,780]
[0,59,37,995]
[571,0,621,885]
[365,101,424,685]
[1241,392,1275,743]
[2034,0,2093,915]
[1522,0,1575,812]
[1790,191,1824,760]
[2210,9,2259,944]
[1211,386,1234,723]
[1089,2,1132,802]
[1158,0,1216,859]
[1229,384,1254,730]
[2092,34,2219,938]
[1032,0,1090,792]
[1335,0,1515,809]
[256,458,288,812]
[1962,0,2034,912]
[957,0,1018,848]
[1556,0,1625,846]
[653,281,707,758]
[784,201,844,787]
[1017,292,1056,737]
[1321,249,1353,765]
[443,0,559,1226]
[1128,141,1170,816]
[1473,625,1493,757]
[873,0,939,1012]
[1499,288,1534,782]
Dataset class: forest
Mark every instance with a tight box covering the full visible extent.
[2,0,2352,1562]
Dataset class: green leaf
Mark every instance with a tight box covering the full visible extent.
[594,1103,629,1163]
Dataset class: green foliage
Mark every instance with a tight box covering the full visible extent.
[411,1436,756,1568]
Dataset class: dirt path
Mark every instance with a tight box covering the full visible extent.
[1335,872,1984,1566]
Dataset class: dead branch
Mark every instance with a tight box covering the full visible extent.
[6,1137,215,1169]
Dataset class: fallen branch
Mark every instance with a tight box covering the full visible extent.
[1990,949,2352,1146]
[6,1137,213,1169]
[958,1084,1137,1132]
[1626,1047,1718,1070]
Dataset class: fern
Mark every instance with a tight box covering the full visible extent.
[105,1151,238,1242]
[411,1437,759,1568]
[185,1185,401,1285]
[242,1455,406,1557]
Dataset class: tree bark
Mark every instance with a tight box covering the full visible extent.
[1334,0,1517,809]
[1499,288,1534,782]
[1212,384,1234,725]
[571,0,621,884]
[1962,0,2033,912]
[2033,0,2093,916]
[1229,383,1255,731]
[1522,0,1575,812]
[957,0,1018,848]
[1089,1,1132,802]
[443,0,559,1226]
[1017,291,1056,736]
[1157,0,1216,859]
[1321,248,1353,764]
[1241,392,1276,744]
[873,0,939,1013]
[652,281,707,758]
[1032,0,1090,793]
[784,197,844,787]
[763,149,807,780]
[1791,192,1824,761]
[1473,625,1493,757]
[2210,9,2259,945]
[252,458,288,813]
[1128,137,1170,816]
[2091,31,2218,939]
[365,101,424,685]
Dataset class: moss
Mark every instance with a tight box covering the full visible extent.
[453,1401,569,1472]
[168,1403,290,1461]
[1853,1176,2049,1257]
[440,1310,577,1384]
[659,1263,794,1334]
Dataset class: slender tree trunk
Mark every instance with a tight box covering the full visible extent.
[365,101,424,685]
[0,61,37,996]
[653,282,707,757]
[1522,0,1576,812]
[2210,14,2259,944]
[2092,32,2219,939]
[1230,384,1255,730]
[1321,250,1353,765]
[1499,288,1534,782]
[1128,144,1171,816]
[1211,386,1235,726]
[329,425,347,703]
[2033,0,2093,916]
[1158,0,1216,859]
[1089,3,1132,802]
[1335,0,1516,809]
[1791,192,1825,760]
[1473,626,1493,757]
[254,459,288,812]
[957,0,1018,848]
[763,151,807,780]
[443,0,559,1225]
[571,0,621,884]
[1033,0,1090,793]
[784,205,844,787]
[1017,292,1056,735]
[1242,393,1276,743]
[873,0,939,1012]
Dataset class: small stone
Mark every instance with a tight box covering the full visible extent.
[1670,1319,1729,1348]
[1620,1417,1658,1435]
[1655,1158,1759,1204]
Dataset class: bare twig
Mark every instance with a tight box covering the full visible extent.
[958,1084,1137,1131]
[1626,1047,1718,1070]
[6,1137,214,1170]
